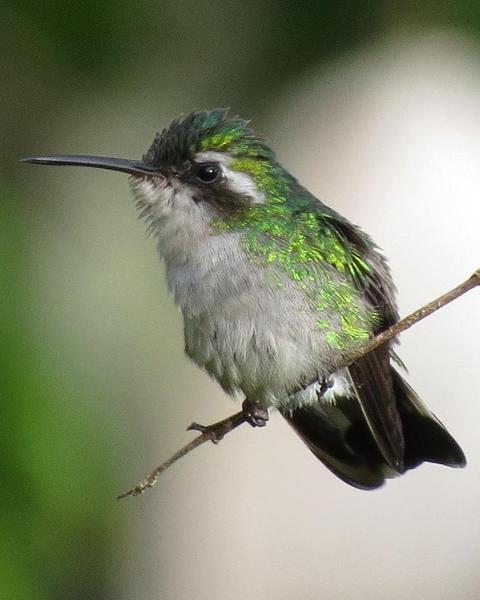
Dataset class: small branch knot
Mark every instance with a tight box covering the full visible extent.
[187,422,227,444]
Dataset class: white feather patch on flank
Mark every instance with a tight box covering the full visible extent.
[322,369,354,403]
[194,150,265,204]
[287,368,355,410]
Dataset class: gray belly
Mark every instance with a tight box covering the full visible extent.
[182,288,340,407]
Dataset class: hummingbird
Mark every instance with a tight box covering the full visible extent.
[23,108,466,489]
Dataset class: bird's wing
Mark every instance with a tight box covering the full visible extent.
[313,206,405,469]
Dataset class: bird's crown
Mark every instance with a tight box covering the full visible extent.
[143,108,274,169]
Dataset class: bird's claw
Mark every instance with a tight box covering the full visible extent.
[242,399,269,428]
[317,376,334,400]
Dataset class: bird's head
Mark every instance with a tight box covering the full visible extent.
[23,110,295,245]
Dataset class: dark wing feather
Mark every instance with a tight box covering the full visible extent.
[348,345,405,470]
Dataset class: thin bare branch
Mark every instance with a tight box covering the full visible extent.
[117,411,247,499]
[118,268,479,500]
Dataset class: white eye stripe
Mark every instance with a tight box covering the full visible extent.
[193,151,265,204]
[221,165,265,203]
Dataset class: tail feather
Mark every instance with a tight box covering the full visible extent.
[392,370,466,470]
[281,399,387,489]
[281,369,465,489]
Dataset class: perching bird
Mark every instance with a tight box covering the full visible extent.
[23,109,466,488]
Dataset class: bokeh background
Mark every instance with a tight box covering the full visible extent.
[2,2,480,599]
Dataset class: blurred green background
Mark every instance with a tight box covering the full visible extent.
[2,3,480,599]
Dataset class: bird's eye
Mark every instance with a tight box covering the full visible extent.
[195,164,220,184]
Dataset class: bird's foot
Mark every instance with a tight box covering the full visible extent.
[316,376,334,400]
[242,399,269,428]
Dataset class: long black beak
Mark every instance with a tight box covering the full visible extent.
[21,155,159,176]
